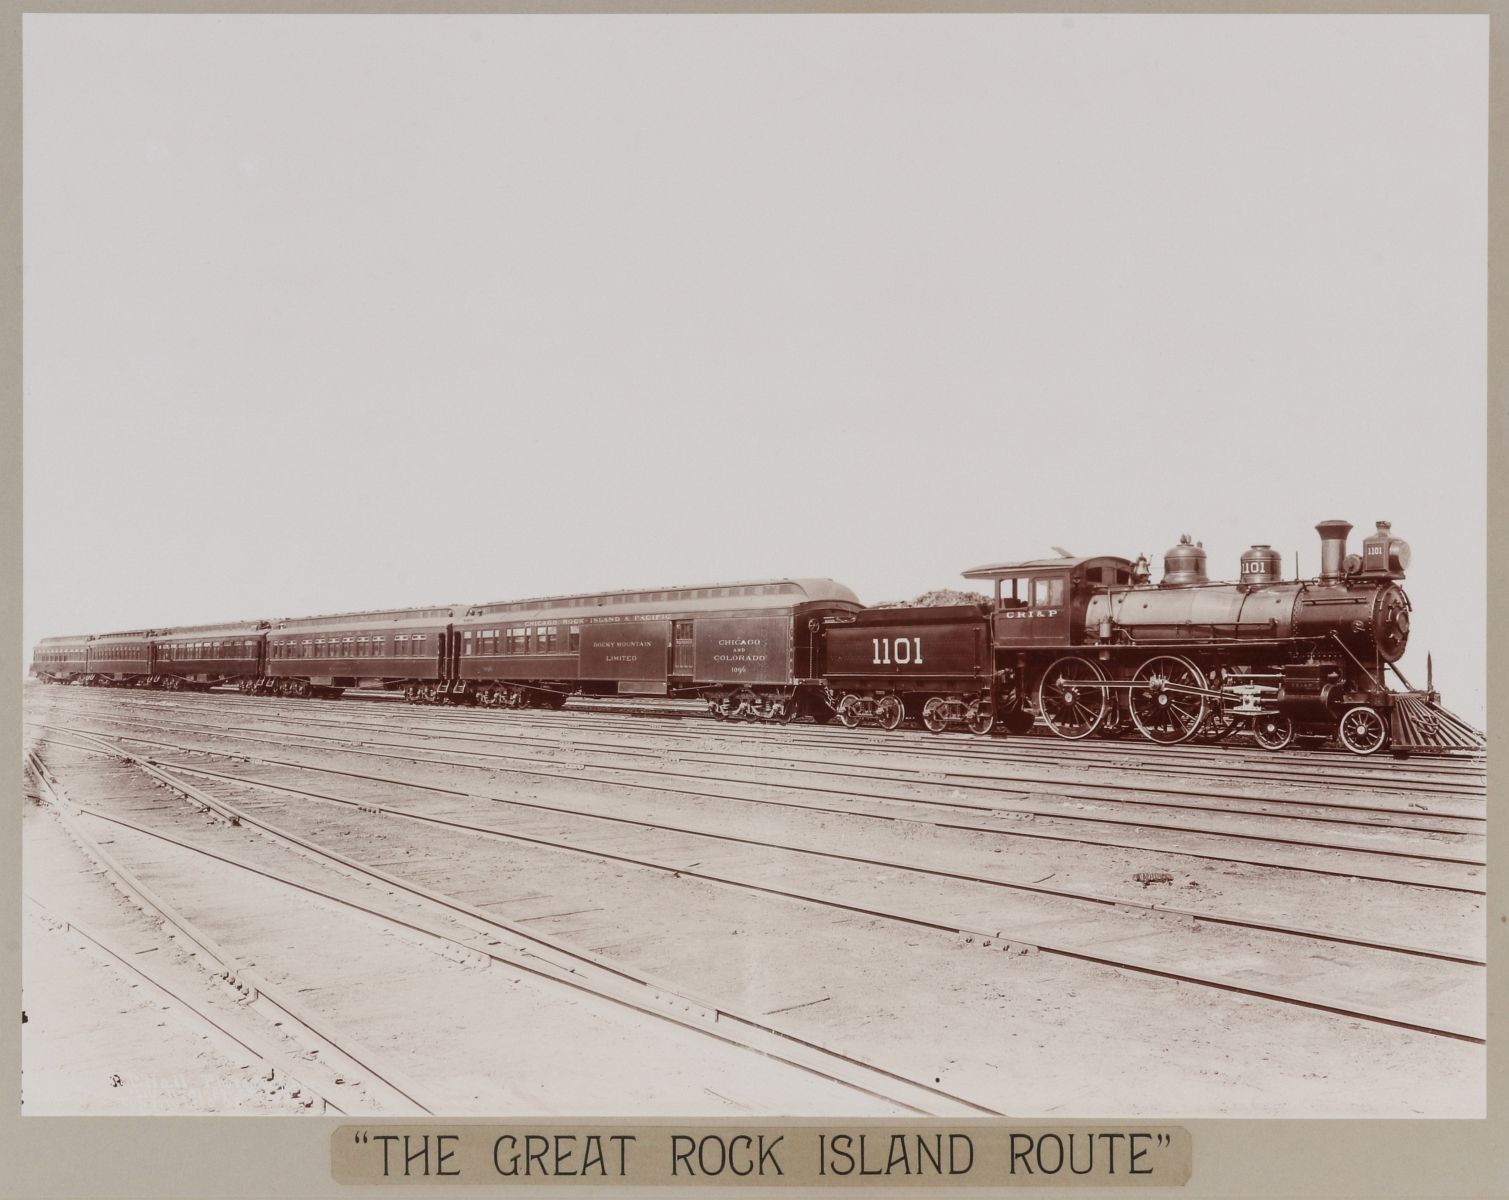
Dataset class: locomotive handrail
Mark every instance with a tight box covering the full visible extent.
[1384,657,1421,694]
[1106,632,1294,648]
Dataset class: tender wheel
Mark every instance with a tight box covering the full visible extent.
[1252,714,1295,751]
[967,705,995,736]
[876,695,904,732]
[1338,705,1389,755]
[1128,655,1209,744]
[837,694,863,729]
[922,697,948,733]
[1036,656,1109,740]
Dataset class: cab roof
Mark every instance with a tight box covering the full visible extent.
[962,555,1132,579]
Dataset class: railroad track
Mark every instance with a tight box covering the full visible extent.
[429,692,1489,781]
[34,692,1486,834]
[24,750,433,1115]
[29,704,1486,896]
[28,734,999,1117]
[31,722,1485,1045]
[33,685,1485,797]
[24,896,330,1114]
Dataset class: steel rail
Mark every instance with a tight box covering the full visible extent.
[43,733,996,1117]
[24,751,432,1114]
[31,697,1487,837]
[35,686,1487,793]
[366,689,1490,779]
[36,728,1487,988]
[94,743,1489,1045]
[79,687,1493,803]
[211,708,1488,840]
[22,895,340,1114]
[109,691,1496,809]
[30,717,1486,897]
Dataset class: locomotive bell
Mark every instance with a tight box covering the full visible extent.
[1162,534,1208,587]
[1239,544,1282,585]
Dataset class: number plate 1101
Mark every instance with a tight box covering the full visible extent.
[873,638,923,666]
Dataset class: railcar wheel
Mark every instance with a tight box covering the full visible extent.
[1252,714,1294,751]
[1037,656,1109,740]
[922,697,948,733]
[1128,655,1209,744]
[837,694,863,729]
[967,705,995,736]
[1338,705,1389,755]
[876,695,904,732]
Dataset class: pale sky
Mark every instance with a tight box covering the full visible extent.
[23,14,1487,723]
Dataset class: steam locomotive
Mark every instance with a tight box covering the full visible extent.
[826,519,1435,755]
[29,518,1476,756]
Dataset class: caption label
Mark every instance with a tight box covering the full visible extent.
[332,1125,1191,1187]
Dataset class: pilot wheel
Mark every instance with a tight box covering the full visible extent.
[1338,705,1389,755]
[1252,714,1295,751]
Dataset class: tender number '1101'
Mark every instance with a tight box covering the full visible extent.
[873,637,923,666]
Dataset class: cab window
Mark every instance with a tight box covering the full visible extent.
[1032,577,1065,608]
[998,576,1031,609]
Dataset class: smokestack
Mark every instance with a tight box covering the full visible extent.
[1315,519,1352,582]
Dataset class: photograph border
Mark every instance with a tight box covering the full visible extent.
[1,2,1502,1196]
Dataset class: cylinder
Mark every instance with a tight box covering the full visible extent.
[1315,520,1352,582]
[1240,544,1282,585]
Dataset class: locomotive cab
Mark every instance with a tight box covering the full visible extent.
[963,556,1134,650]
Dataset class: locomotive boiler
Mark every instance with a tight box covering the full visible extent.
[1083,523,1410,670]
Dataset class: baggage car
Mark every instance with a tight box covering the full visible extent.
[455,578,862,720]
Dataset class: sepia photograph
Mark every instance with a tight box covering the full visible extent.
[17,8,1488,1137]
